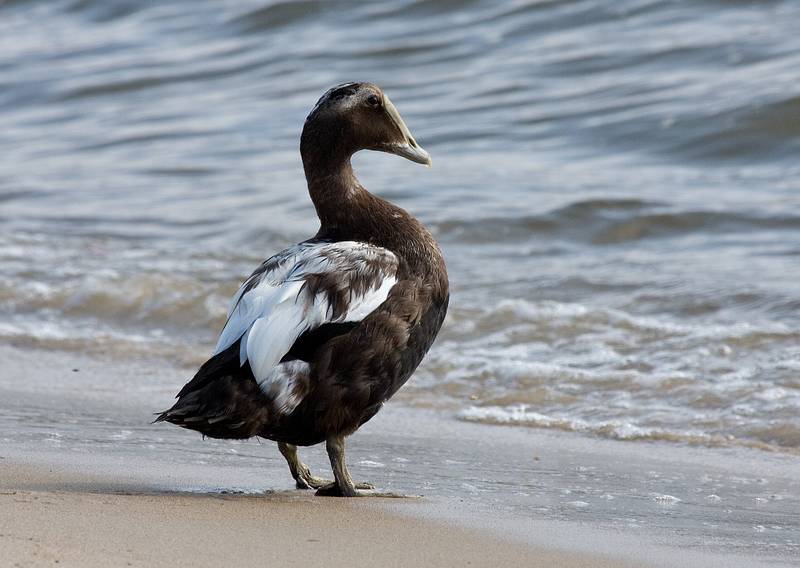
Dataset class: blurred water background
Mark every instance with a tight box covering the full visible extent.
[2,0,800,453]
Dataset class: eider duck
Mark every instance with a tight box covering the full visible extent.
[156,82,449,496]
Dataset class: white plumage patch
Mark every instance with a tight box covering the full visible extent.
[214,241,398,412]
[260,361,310,415]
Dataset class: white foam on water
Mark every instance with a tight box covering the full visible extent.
[651,494,682,505]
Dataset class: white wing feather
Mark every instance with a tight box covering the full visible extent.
[213,241,398,392]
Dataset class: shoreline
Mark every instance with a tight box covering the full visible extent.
[3,464,597,568]
[1,344,798,567]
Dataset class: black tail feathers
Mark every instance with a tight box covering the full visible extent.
[152,340,269,439]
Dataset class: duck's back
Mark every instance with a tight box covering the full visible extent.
[264,200,449,445]
[159,203,448,446]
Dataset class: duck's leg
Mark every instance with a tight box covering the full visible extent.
[315,435,374,497]
[277,441,331,489]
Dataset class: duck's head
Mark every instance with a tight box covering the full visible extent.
[302,82,431,167]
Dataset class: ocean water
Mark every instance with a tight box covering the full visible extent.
[2,0,800,454]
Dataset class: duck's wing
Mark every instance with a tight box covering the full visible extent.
[214,240,398,388]
[157,240,399,434]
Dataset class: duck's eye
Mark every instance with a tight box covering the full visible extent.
[366,94,381,108]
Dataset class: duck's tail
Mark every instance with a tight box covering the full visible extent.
[154,340,269,440]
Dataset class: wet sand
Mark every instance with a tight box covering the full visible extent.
[1,344,797,567]
[1,465,630,568]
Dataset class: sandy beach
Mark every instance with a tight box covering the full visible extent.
[1,344,797,567]
[1,465,625,568]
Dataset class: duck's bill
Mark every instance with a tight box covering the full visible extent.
[383,95,432,166]
[389,141,431,166]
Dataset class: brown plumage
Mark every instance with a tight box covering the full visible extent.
[156,82,449,496]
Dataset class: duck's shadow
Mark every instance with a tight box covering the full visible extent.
[13,479,422,500]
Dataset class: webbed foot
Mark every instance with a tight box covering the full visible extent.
[315,482,357,497]
[279,442,335,490]
[313,480,375,497]
[294,465,333,490]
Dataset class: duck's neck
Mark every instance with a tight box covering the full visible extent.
[303,159,362,224]
[301,123,366,229]
[299,121,437,268]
